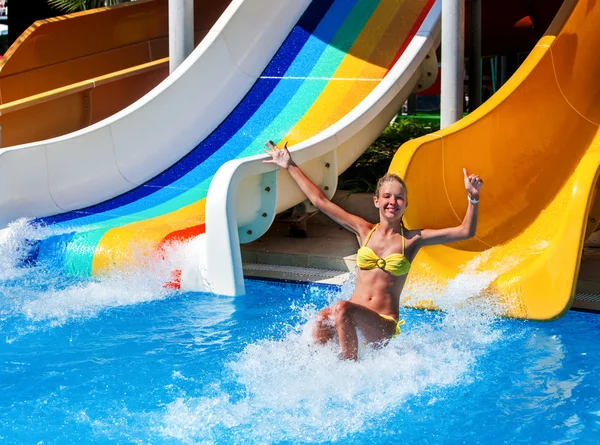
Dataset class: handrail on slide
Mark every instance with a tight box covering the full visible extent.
[187,2,442,296]
[0,58,169,148]
[0,59,168,117]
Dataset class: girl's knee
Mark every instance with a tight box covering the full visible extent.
[317,306,330,316]
[315,307,331,322]
[314,308,333,328]
[333,300,352,322]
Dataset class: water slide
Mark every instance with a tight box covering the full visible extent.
[389,0,600,321]
[0,0,230,148]
[0,0,440,295]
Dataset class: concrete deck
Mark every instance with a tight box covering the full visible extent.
[241,194,600,313]
[242,218,356,287]
[242,221,358,273]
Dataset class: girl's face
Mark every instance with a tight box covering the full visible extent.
[374,180,407,222]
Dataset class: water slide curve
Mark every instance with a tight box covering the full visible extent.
[390,0,600,320]
[0,0,440,296]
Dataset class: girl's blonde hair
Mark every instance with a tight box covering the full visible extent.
[375,173,407,197]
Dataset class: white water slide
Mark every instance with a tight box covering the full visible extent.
[0,0,440,295]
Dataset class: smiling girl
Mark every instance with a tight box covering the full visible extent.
[264,140,483,360]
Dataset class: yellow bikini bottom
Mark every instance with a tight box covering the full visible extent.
[378,314,405,338]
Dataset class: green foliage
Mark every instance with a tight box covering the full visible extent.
[48,0,130,13]
[338,118,439,193]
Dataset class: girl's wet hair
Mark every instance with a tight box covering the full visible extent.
[375,173,407,197]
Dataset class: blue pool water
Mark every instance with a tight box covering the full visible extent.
[1,227,600,443]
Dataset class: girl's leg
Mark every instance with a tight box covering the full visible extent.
[312,307,335,344]
[332,300,397,360]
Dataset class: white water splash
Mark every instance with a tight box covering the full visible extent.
[158,302,502,444]
[0,220,186,334]
[157,250,511,443]
[19,269,171,326]
[0,219,45,280]
[404,238,552,316]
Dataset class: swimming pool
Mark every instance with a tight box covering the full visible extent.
[1,246,599,445]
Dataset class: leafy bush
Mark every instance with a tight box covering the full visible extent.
[338,118,438,193]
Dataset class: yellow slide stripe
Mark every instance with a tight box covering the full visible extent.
[92,199,206,274]
[284,0,407,145]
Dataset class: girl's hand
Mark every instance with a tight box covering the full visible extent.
[463,168,483,200]
[263,140,294,169]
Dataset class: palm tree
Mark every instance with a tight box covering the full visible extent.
[48,0,132,13]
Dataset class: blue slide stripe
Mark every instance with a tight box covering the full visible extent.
[35,0,335,228]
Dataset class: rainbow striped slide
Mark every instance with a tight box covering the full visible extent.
[2,0,440,294]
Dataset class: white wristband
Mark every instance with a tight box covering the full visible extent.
[468,195,479,204]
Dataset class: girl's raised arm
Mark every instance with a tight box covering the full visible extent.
[263,140,371,236]
[415,168,483,247]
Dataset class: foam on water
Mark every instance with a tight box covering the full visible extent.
[158,312,502,443]
[158,269,504,444]
[0,219,177,339]
[19,270,170,324]
[0,219,47,280]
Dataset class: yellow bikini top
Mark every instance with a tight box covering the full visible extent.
[356,224,411,276]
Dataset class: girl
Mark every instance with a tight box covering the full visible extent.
[264,140,483,360]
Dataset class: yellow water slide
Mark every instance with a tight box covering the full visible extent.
[0,0,229,148]
[389,0,600,320]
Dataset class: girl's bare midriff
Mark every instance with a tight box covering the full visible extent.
[351,268,407,320]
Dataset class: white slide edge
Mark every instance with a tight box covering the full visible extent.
[186,1,442,295]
